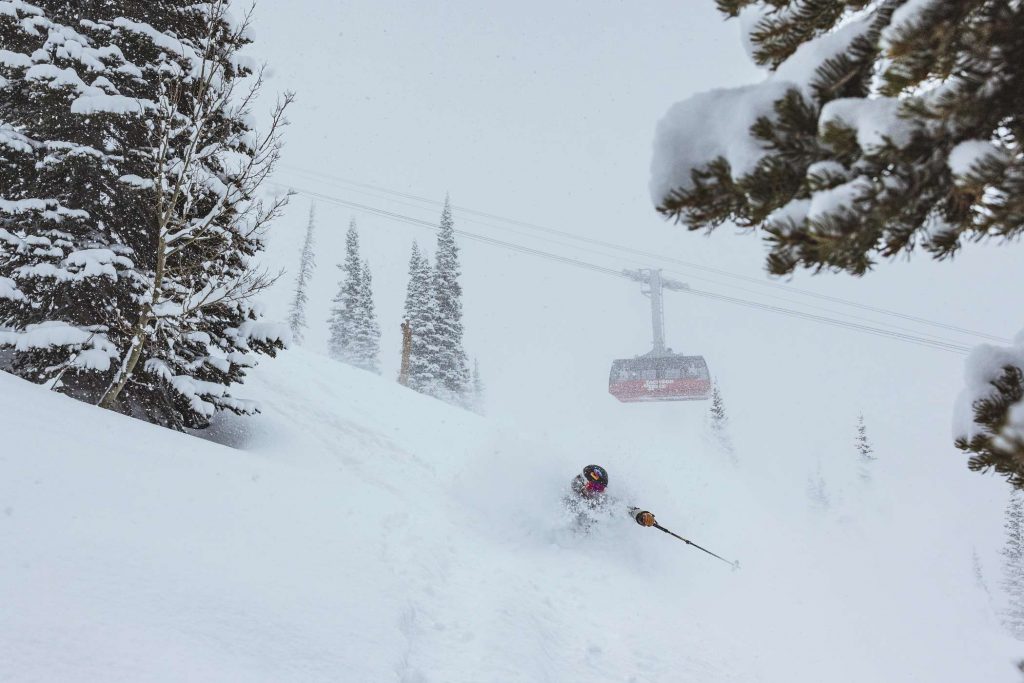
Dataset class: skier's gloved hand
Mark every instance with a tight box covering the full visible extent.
[634,510,656,527]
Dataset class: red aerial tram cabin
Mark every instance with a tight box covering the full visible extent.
[608,354,711,403]
[609,268,712,403]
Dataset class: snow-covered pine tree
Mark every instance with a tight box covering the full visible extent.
[709,382,726,423]
[431,197,470,405]
[327,218,378,371]
[351,259,381,373]
[650,1,1024,489]
[288,204,317,345]
[1003,491,1024,639]
[0,1,290,430]
[327,220,358,361]
[0,1,173,400]
[328,219,361,362]
[401,241,439,394]
[97,3,292,428]
[707,380,736,463]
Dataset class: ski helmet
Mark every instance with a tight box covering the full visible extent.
[583,464,608,488]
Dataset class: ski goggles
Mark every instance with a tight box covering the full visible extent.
[585,481,606,493]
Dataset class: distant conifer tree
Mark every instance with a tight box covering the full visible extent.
[288,205,317,345]
[328,219,361,361]
[707,380,736,463]
[350,259,381,373]
[329,219,375,371]
[401,241,440,393]
[431,197,470,405]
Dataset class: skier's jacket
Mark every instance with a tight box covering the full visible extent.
[567,474,649,525]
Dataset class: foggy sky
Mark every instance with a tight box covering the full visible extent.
[245,0,1022,556]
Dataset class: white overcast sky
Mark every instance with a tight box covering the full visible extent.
[245,0,1023,537]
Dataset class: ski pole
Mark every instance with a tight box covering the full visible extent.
[653,523,740,570]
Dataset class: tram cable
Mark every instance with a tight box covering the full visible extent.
[278,170,967,341]
[276,165,1009,344]
[273,182,974,355]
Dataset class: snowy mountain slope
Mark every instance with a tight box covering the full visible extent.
[1,348,1019,682]
[0,350,746,682]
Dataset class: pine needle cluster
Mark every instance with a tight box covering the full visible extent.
[957,365,1024,488]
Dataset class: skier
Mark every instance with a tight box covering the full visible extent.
[566,466,740,568]
[565,464,657,529]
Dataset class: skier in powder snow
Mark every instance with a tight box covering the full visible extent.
[565,464,657,530]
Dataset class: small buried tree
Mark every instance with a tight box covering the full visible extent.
[707,381,736,464]
[855,413,875,483]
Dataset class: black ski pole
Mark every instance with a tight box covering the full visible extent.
[653,523,740,570]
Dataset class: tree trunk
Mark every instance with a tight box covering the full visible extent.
[98,234,166,411]
[398,320,412,386]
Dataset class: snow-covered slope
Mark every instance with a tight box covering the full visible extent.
[1,349,1019,682]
